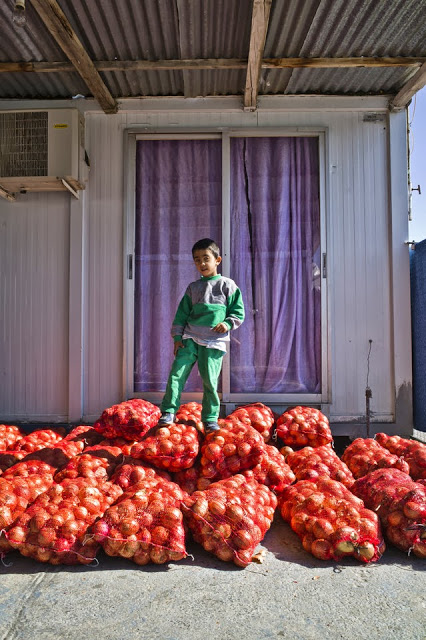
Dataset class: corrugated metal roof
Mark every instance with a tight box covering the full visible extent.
[0,0,425,102]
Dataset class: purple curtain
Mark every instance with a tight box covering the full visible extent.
[230,137,321,393]
[134,139,222,392]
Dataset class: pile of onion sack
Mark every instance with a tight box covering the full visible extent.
[1,404,425,568]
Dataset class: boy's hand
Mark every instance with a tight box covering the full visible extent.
[212,322,228,334]
[174,340,184,355]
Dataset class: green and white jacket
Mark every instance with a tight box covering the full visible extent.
[171,274,245,352]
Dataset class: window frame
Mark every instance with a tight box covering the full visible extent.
[124,128,329,407]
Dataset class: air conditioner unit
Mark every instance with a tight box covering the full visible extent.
[0,109,87,197]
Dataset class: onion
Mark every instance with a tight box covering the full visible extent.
[311,538,333,560]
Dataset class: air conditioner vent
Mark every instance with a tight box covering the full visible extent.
[0,111,48,177]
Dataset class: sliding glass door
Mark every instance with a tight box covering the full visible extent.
[131,133,324,403]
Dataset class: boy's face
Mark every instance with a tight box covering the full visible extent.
[193,248,222,278]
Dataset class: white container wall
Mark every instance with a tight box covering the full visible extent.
[0,97,412,434]
[0,192,70,421]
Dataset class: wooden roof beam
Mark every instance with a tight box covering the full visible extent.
[1,57,425,74]
[244,0,272,111]
[28,0,117,114]
[389,61,426,110]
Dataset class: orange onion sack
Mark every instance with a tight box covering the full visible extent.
[227,403,276,442]
[375,433,426,481]
[93,398,161,441]
[352,468,426,558]
[0,424,23,450]
[54,445,123,483]
[7,477,123,564]
[176,402,204,433]
[275,406,333,449]
[110,460,171,491]
[12,429,64,453]
[0,472,54,554]
[182,474,277,567]
[131,423,200,472]
[242,444,296,496]
[200,424,265,481]
[286,445,355,488]
[280,476,385,562]
[93,476,187,565]
[341,438,410,479]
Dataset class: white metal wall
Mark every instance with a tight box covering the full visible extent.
[0,97,411,433]
[0,192,69,421]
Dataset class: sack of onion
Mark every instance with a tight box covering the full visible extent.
[7,477,122,564]
[176,402,204,433]
[341,438,410,479]
[182,474,277,567]
[54,445,123,483]
[0,424,24,450]
[275,406,333,449]
[352,468,426,558]
[12,429,64,454]
[93,399,161,441]
[0,472,55,553]
[200,424,265,481]
[286,445,355,488]
[92,476,187,565]
[242,444,295,496]
[131,423,200,472]
[375,433,426,481]
[110,459,171,490]
[280,476,384,562]
[227,403,276,442]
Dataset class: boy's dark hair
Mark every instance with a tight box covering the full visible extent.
[192,238,221,259]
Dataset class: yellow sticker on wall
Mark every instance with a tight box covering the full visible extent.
[53,123,68,129]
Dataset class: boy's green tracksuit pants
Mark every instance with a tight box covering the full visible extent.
[161,339,224,423]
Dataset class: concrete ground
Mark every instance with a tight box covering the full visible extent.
[0,518,424,640]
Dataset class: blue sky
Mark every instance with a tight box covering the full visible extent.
[409,86,426,242]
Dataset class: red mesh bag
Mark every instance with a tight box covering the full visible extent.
[352,468,426,558]
[98,438,136,455]
[110,460,171,490]
[341,438,410,479]
[275,406,333,449]
[182,474,277,567]
[174,463,203,495]
[217,414,250,432]
[15,436,89,473]
[7,477,123,564]
[286,445,355,488]
[63,425,104,448]
[92,477,187,564]
[93,399,161,441]
[242,444,296,495]
[2,459,56,479]
[176,402,204,433]
[200,424,265,481]
[280,477,384,562]
[0,451,27,474]
[131,423,200,472]
[12,429,64,453]
[0,425,23,450]
[54,445,123,482]
[0,472,54,554]
[228,403,275,442]
[375,433,426,481]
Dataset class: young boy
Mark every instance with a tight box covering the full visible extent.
[159,238,245,433]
